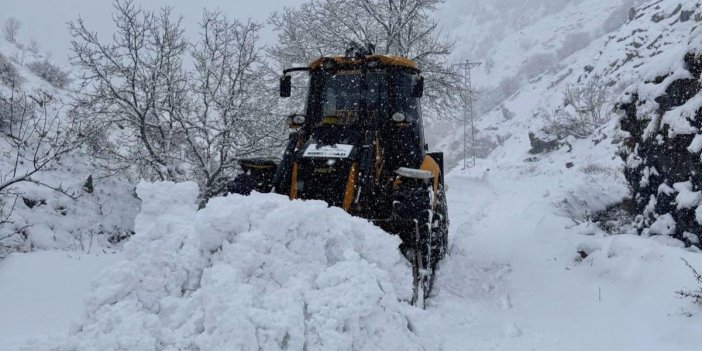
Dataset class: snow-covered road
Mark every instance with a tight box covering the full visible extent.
[417,168,702,351]
[0,251,123,351]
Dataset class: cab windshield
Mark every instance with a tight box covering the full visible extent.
[308,69,388,128]
[303,67,422,147]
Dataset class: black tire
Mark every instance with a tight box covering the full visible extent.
[228,174,255,196]
[432,185,449,263]
[416,184,449,302]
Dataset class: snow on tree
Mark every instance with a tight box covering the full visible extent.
[2,18,21,43]
[69,0,284,201]
[268,0,462,121]
[0,82,84,256]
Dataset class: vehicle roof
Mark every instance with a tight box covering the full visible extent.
[308,55,418,70]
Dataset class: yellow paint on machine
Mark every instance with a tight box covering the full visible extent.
[289,162,299,199]
[342,163,359,211]
[241,163,276,170]
[420,155,441,206]
[308,55,418,70]
[390,155,441,205]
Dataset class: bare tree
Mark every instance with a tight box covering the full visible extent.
[0,89,82,195]
[0,81,84,252]
[677,258,702,304]
[69,1,189,182]
[563,76,609,126]
[269,0,462,121]
[186,11,282,200]
[542,76,610,139]
[27,39,40,54]
[3,17,21,43]
[70,1,284,200]
[27,60,71,89]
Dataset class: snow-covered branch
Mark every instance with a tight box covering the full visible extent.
[269,0,463,121]
[70,0,284,201]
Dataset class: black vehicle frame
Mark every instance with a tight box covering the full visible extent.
[232,46,448,307]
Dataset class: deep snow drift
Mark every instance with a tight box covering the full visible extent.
[35,182,419,351]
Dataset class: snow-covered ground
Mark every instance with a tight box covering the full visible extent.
[421,164,702,350]
[0,251,122,351]
[3,166,702,350]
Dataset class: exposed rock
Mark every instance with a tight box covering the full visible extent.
[619,51,702,246]
[528,132,561,154]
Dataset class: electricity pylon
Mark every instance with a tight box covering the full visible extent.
[454,60,481,169]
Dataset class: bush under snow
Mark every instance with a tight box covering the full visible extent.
[26,60,70,89]
[39,182,420,351]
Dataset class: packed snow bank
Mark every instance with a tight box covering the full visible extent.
[40,181,418,351]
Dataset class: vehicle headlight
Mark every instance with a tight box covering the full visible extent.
[391,112,406,122]
[292,115,306,124]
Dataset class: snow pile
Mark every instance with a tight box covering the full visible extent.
[43,181,418,351]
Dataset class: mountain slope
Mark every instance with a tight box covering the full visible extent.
[0,38,138,258]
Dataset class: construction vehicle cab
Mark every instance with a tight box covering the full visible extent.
[232,43,448,305]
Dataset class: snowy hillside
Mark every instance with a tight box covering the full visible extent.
[433,0,647,163]
[440,0,702,235]
[0,38,138,257]
[442,0,645,92]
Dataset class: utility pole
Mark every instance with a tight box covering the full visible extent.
[454,60,481,169]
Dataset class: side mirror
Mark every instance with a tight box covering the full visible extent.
[280,75,291,98]
[411,75,424,98]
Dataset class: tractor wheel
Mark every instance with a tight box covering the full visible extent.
[411,184,449,307]
[432,185,449,263]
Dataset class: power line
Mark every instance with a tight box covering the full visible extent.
[454,60,481,169]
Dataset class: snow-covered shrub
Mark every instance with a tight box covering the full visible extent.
[500,104,515,121]
[677,258,702,304]
[43,182,420,350]
[541,76,610,139]
[0,52,21,87]
[26,60,70,89]
[27,39,40,55]
[0,218,30,259]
